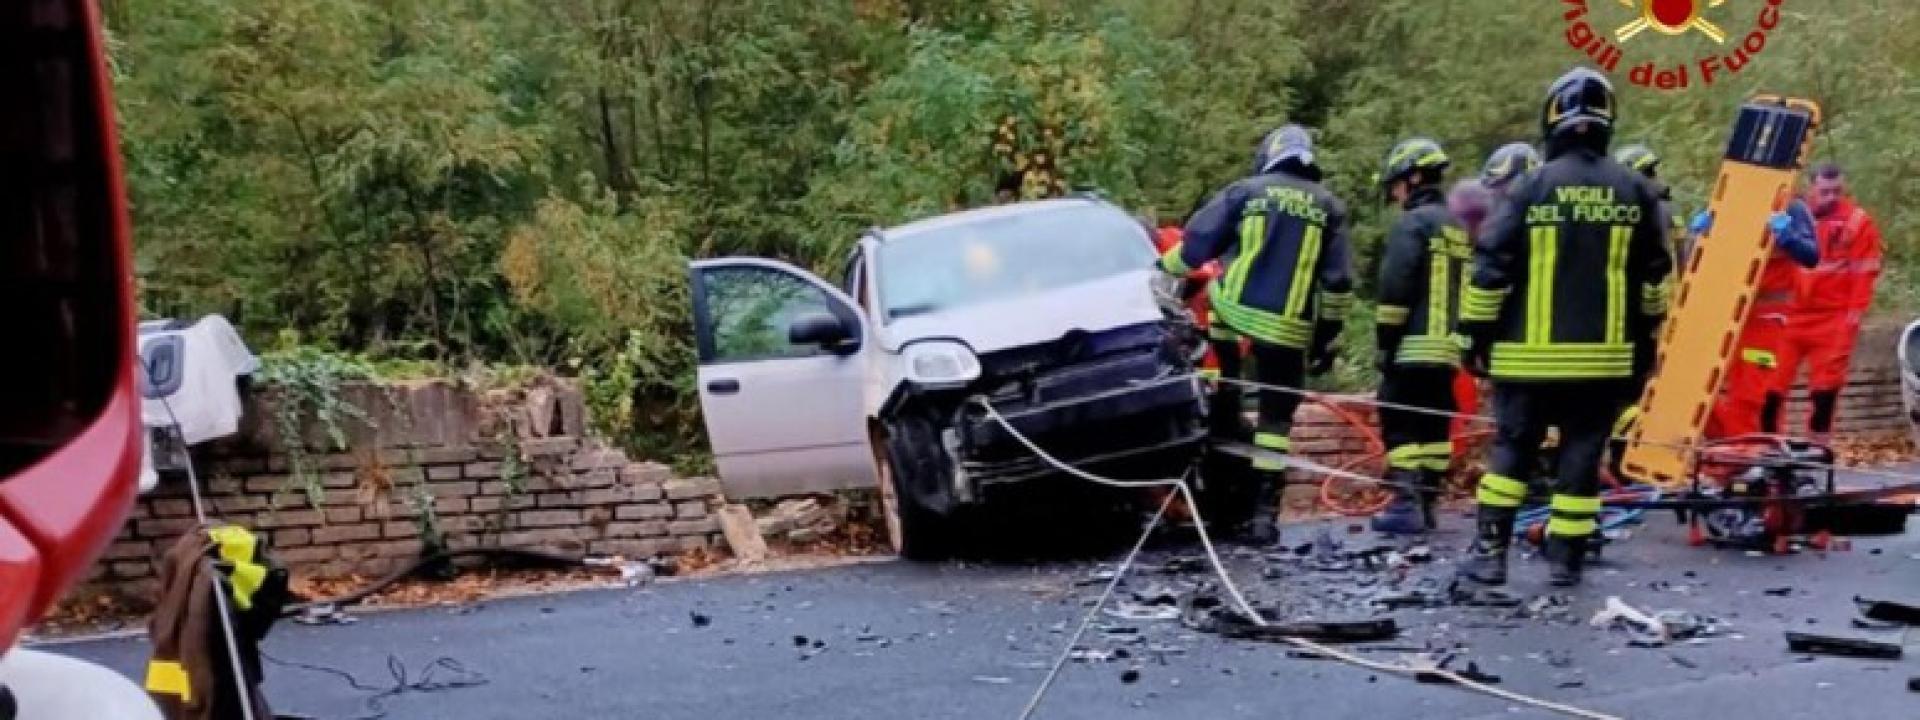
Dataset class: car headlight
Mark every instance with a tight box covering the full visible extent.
[903,340,981,389]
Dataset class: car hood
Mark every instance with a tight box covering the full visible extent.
[882,270,1162,354]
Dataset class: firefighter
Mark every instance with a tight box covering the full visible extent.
[1457,67,1674,587]
[1481,142,1543,196]
[1764,163,1885,443]
[1370,138,1467,534]
[1615,144,1690,262]
[1701,201,1820,440]
[1160,124,1354,545]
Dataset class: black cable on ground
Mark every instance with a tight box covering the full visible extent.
[261,651,487,720]
[281,547,589,616]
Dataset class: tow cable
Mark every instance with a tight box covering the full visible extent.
[974,398,1624,720]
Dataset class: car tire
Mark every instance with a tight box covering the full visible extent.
[879,416,957,561]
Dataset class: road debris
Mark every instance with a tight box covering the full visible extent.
[1524,594,1574,620]
[1854,596,1920,625]
[689,611,712,628]
[291,603,357,626]
[1120,668,1142,684]
[1589,599,1666,648]
[1448,580,1523,608]
[1069,648,1116,663]
[1784,631,1903,660]
[1192,605,1399,644]
[1590,596,1721,646]
[1104,602,1180,622]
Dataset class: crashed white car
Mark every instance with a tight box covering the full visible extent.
[689,198,1209,558]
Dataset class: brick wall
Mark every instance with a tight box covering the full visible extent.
[88,323,1915,599]
[87,378,723,602]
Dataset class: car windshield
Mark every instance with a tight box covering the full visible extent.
[878,204,1154,320]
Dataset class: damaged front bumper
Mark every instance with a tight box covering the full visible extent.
[956,371,1206,488]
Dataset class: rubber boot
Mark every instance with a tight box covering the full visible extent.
[1545,534,1589,587]
[1760,392,1786,434]
[1419,469,1445,530]
[1369,469,1429,535]
[1238,471,1282,546]
[1459,507,1516,586]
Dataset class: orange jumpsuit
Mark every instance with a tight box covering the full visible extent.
[1768,198,1883,434]
[1706,245,1803,439]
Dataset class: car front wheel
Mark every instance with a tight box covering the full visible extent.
[878,416,957,560]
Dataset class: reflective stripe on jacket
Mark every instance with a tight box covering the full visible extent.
[1460,147,1674,381]
[1377,187,1469,367]
[1162,170,1354,348]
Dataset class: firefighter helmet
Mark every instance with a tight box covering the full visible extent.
[1379,138,1450,188]
[1482,142,1542,190]
[1615,144,1661,178]
[1542,66,1616,138]
[1254,124,1316,175]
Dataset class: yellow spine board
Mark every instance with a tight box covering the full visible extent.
[1619,97,1822,489]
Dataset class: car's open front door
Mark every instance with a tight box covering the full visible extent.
[689,258,879,498]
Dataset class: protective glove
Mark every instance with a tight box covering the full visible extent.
[1687,209,1714,237]
[1768,199,1819,268]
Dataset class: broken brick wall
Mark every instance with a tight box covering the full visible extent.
[85,377,724,604]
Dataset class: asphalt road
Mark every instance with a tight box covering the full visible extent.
[43,504,1920,720]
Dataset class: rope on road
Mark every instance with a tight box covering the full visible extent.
[1015,489,1174,720]
[974,398,1622,720]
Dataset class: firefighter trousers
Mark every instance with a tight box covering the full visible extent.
[1379,365,1458,474]
[1210,338,1304,471]
[1475,381,1634,540]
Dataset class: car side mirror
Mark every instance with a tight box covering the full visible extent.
[789,312,855,353]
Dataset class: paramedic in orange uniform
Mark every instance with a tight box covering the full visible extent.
[1763,163,1885,442]
[1703,201,1820,439]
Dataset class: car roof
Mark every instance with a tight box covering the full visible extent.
[877,197,1112,242]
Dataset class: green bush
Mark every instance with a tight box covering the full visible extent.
[118,0,1920,457]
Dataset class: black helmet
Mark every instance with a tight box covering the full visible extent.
[1615,144,1661,177]
[1481,142,1542,190]
[1254,124,1316,175]
[1378,138,1450,188]
[1542,66,1616,139]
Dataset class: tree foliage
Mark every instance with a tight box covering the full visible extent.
[110,0,1920,455]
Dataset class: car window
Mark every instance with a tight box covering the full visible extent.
[877,204,1154,321]
[702,266,838,362]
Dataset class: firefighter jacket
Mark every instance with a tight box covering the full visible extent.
[1460,146,1674,381]
[146,525,289,720]
[1797,198,1882,316]
[1377,187,1469,368]
[1161,169,1354,349]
